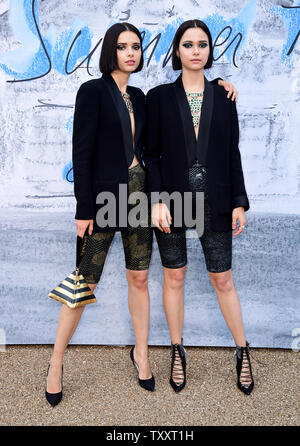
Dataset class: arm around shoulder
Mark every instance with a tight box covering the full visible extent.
[210,77,223,85]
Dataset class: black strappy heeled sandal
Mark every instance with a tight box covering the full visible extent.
[234,340,254,395]
[169,337,187,393]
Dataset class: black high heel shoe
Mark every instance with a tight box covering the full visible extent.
[170,337,187,393]
[234,340,254,395]
[45,363,63,407]
[130,347,155,392]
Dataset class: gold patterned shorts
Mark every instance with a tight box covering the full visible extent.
[78,163,153,284]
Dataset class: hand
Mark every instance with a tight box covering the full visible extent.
[152,203,172,233]
[218,79,238,102]
[75,219,94,237]
[232,207,246,236]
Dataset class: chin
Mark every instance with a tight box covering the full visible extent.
[185,64,205,71]
[121,66,136,74]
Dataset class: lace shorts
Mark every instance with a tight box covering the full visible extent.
[78,163,153,284]
[154,163,232,273]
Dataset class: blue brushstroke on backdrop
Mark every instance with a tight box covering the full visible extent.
[0,0,51,78]
[52,19,92,74]
[0,0,259,79]
[62,161,73,182]
[0,0,92,78]
[271,3,300,65]
[139,1,258,63]
[62,116,74,181]
[205,0,258,60]
[65,115,73,134]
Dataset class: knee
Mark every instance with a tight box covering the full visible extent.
[87,283,97,292]
[126,271,148,290]
[210,274,233,293]
[165,269,185,290]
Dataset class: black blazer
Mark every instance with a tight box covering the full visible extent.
[143,73,250,233]
[72,73,146,231]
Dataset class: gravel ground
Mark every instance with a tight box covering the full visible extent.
[0,345,299,426]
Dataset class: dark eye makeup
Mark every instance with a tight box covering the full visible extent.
[182,42,208,49]
[117,44,141,50]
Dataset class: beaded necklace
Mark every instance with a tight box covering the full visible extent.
[121,91,134,113]
[185,91,203,127]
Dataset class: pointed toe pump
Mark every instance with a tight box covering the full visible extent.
[234,341,254,395]
[130,347,155,392]
[45,364,63,407]
[170,338,187,393]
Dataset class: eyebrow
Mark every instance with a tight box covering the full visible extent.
[117,42,141,44]
[182,40,208,43]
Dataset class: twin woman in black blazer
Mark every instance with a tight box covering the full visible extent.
[72,72,146,231]
[144,72,250,233]
[140,17,253,396]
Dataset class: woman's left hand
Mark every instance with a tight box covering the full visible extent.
[232,207,246,236]
[218,79,238,102]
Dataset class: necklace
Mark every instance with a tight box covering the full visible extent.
[185,91,203,127]
[121,92,133,113]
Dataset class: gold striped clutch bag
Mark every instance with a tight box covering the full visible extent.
[48,268,97,309]
[48,228,97,309]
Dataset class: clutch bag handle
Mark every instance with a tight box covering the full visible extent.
[76,226,90,269]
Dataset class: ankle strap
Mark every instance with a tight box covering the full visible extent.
[235,341,251,359]
[235,340,250,349]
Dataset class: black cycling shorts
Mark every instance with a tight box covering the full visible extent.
[154,163,232,273]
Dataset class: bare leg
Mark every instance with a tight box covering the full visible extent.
[208,269,246,346]
[46,282,97,393]
[163,266,186,384]
[209,269,252,386]
[126,269,152,379]
[163,266,186,343]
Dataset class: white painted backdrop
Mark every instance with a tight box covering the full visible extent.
[0,0,299,348]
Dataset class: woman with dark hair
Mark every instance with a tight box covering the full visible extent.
[45,22,156,406]
[144,19,254,395]
[45,21,239,406]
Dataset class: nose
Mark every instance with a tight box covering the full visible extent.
[127,47,134,57]
[193,46,200,55]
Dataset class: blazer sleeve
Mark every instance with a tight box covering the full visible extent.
[143,88,162,197]
[72,81,100,220]
[230,100,250,212]
[211,77,223,85]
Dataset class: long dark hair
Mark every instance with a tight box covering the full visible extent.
[171,19,213,70]
[99,22,144,74]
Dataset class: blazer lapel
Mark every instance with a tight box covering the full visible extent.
[101,73,133,162]
[173,73,214,166]
[173,74,195,160]
[195,75,214,165]
[127,86,142,150]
